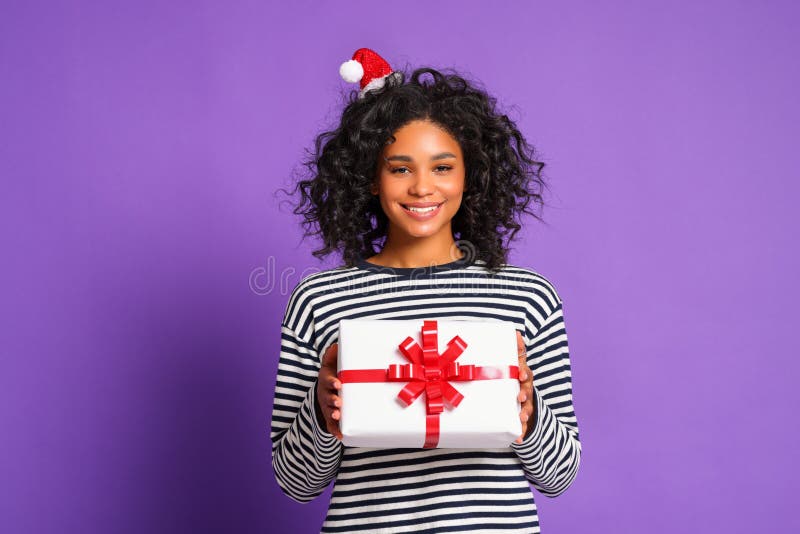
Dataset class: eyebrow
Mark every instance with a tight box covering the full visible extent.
[385,152,458,162]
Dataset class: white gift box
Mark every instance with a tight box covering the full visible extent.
[337,318,522,449]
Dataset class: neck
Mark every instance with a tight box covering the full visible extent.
[370,229,464,269]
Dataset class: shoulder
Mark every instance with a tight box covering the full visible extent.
[476,260,563,307]
[282,264,361,323]
[474,261,564,323]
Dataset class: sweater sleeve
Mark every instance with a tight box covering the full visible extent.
[269,321,344,503]
[511,296,582,497]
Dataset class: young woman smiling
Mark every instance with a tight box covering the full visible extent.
[271,49,581,533]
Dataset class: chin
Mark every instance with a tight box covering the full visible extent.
[402,220,451,239]
[405,228,439,238]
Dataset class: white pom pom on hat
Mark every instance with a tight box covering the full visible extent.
[339,59,364,83]
[339,47,395,99]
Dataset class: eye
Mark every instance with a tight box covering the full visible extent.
[390,167,411,174]
[434,165,452,173]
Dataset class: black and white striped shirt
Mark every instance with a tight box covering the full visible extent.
[270,255,581,533]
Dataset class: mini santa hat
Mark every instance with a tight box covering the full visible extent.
[339,48,395,99]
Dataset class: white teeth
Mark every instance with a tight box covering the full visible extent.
[405,204,439,213]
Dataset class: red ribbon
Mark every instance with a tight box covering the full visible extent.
[338,320,519,448]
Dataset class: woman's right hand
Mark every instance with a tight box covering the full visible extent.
[315,342,343,440]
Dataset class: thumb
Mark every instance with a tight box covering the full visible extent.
[516,330,526,358]
[322,342,338,368]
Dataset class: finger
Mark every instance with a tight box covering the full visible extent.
[321,342,339,366]
[331,409,340,421]
[521,379,533,401]
[517,389,527,403]
[325,374,342,390]
[518,355,528,375]
[522,373,532,389]
[326,419,343,440]
[517,418,529,443]
[519,362,533,383]
[522,404,533,421]
[331,421,343,440]
[516,330,526,357]
[326,394,341,408]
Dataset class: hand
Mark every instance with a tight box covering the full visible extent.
[315,342,343,440]
[515,330,535,444]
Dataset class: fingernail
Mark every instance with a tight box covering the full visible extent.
[521,394,527,402]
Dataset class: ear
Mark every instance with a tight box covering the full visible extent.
[370,182,379,196]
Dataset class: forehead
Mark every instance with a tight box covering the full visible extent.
[383,120,461,154]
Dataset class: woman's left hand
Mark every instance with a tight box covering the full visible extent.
[515,330,535,444]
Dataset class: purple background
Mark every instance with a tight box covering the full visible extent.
[1,1,798,532]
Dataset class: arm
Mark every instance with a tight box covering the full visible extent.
[270,323,344,503]
[511,301,582,497]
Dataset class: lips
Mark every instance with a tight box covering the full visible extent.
[400,202,444,219]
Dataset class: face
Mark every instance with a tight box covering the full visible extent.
[371,120,465,241]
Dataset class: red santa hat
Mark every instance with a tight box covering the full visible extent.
[339,48,396,99]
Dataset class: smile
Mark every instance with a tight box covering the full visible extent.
[401,202,444,219]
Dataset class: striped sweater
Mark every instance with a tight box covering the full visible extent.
[270,255,581,533]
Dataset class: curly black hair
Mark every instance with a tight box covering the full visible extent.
[278,65,551,274]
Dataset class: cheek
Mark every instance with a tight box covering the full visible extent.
[384,182,410,201]
[444,177,466,198]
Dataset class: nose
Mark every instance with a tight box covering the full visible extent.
[408,169,436,197]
